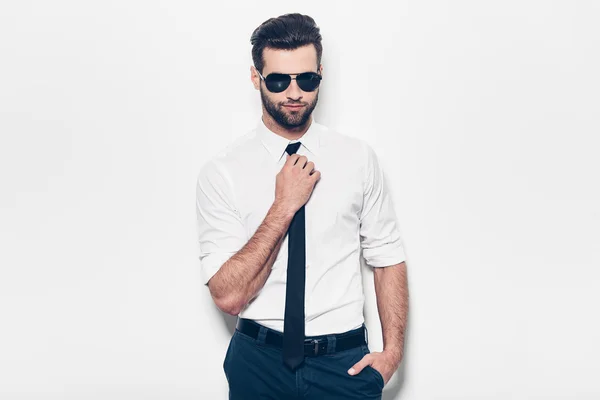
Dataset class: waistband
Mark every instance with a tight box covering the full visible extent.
[235,317,369,357]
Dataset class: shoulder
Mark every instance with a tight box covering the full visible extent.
[196,129,256,191]
[316,122,370,157]
[317,122,377,170]
[197,128,258,182]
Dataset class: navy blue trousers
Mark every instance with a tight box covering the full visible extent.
[223,323,384,399]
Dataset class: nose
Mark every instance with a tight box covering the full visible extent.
[285,77,303,101]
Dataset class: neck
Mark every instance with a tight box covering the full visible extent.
[261,111,312,141]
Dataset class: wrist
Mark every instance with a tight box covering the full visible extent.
[382,347,403,365]
[272,200,296,220]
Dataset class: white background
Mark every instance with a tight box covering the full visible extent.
[1,1,599,399]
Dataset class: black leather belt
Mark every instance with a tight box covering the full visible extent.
[235,318,367,357]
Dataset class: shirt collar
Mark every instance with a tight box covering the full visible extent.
[257,115,321,162]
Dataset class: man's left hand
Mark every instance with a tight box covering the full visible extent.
[347,350,401,386]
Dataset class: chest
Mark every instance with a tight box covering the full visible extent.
[234,153,365,239]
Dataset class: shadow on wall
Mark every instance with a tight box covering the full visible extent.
[221,312,239,336]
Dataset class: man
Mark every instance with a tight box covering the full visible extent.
[196,13,409,399]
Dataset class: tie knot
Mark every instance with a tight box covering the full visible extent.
[286,142,302,155]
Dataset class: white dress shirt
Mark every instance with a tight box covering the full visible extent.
[196,116,406,336]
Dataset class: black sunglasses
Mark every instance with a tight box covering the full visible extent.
[257,70,322,93]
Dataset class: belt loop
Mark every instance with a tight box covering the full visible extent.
[257,325,268,344]
[326,334,336,354]
[364,323,369,345]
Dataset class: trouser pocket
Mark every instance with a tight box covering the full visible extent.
[360,344,385,390]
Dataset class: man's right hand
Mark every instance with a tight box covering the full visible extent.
[275,153,321,215]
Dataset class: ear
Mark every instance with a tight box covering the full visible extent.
[250,65,260,90]
[250,66,260,90]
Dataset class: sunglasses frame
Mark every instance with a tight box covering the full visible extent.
[257,70,322,93]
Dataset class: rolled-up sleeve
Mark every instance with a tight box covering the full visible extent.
[359,142,406,267]
[196,159,247,285]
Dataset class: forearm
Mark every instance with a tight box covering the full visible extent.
[209,201,294,314]
[243,225,286,305]
[373,261,408,364]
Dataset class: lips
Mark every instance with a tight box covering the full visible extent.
[284,105,305,108]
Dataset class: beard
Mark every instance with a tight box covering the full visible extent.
[260,86,319,129]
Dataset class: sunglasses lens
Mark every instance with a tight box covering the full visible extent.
[296,73,321,92]
[265,74,290,93]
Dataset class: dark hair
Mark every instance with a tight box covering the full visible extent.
[250,13,323,74]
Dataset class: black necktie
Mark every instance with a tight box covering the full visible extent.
[282,142,306,371]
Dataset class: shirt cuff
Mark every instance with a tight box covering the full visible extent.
[199,252,236,285]
[362,241,406,267]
